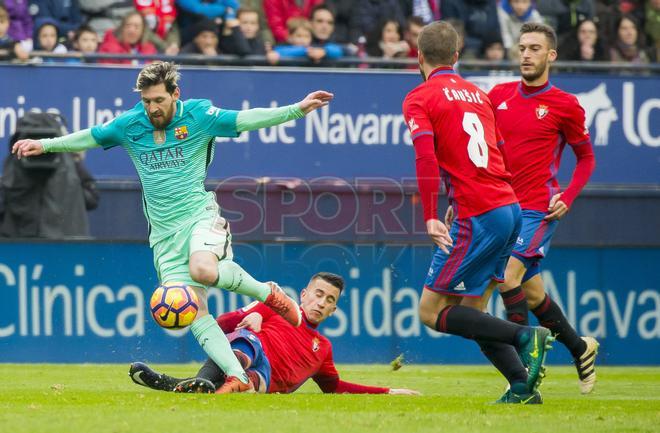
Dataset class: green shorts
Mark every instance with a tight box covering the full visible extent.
[152,201,234,288]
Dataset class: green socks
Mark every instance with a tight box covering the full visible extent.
[190,314,247,383]
[216,260,271,302]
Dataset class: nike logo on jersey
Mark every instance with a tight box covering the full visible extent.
[497,101,508,110]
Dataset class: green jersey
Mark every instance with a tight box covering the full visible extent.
[91,99,239,246]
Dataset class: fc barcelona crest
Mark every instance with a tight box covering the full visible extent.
[535,105,549,120]
[175,125,189,140]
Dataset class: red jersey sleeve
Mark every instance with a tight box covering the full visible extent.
[215,302,275,333]
[559,97,596,207]
[403,91,441,222]
[311,346,389,394]
[561,96,590,146]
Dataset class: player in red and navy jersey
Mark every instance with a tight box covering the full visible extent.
[129,272,418,395]
[402,21,554,404]
[487,23,599,395]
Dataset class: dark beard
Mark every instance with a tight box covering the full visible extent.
[520,63,547,83]
[149,104,175,128]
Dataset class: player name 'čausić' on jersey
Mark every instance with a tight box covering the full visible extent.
[91,99,240,246]
[403,67,517,220]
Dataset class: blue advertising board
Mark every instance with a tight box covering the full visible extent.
[0,65,658,184]
[1,242,658,365]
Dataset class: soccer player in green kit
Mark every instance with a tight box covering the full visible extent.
[12,61,334,393]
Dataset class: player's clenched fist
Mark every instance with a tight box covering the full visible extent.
[12,139,45,159]
[298,91,334,114]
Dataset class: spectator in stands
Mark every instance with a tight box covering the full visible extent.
[4,0,33,50]
[271,17,342,64]
[98,10,157,64]
[310,4,335,44]
[441,0,500,58]
[354,0,406,43]
[365,17,409,59]
[404,15,423,59]
[134,0,180,55]
[536,0,595,45]
[399,0,441,24]
[263,0,323,43]
[609,13,649,63]
[236,6,268,55]
[481,30,506,62]
[218,16,256,56]
[497,0,543,60]
[29,0,83,42]
[322,0,359,44]
[70,24,99,61]
[180,18,219,55]
[0,5,29,60]
[78,0,135,39]
[645,0,660,60]
[239,0,274,44]
[177,0,239,44]
[559,18,608,61]
[33,19,68,61]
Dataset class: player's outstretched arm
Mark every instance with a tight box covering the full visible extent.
[12,129,101,159]
[297,90,334,114]
[235,91,334,132]
[12,139,44,159]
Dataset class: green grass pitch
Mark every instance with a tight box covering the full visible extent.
[1,364,658,433]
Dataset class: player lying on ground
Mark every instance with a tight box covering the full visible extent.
[403,21,554,404]
[12,61,333,393]
[486,23,599,395]
[130,272,419,395]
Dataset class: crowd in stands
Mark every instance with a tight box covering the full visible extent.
[0,0,658,66]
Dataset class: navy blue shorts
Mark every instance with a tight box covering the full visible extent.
[511,210,558,283]
[424,203,522,297]
[227,328,271,390]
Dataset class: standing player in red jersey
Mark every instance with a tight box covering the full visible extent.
[487,23,599,395]
[402,21,554,404]
[129,272,419,395]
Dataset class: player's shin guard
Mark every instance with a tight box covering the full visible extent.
[532,295,586,358]
[190,315,249,384]
[435,305,525,344]
[477,340,528,388]
[216,260,271,302]
[501,286,529,325]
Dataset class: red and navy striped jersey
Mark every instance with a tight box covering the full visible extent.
[488,81,592,211]
[403,67,517,219]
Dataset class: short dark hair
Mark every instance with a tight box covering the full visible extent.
[237,6,259,18]
[406,16,425,29]
[519,22,557,49]
[310,4,335,21]
[310,272,345,294]
[134,61,180,94]
[418,21,459,66]
[74,25,96,41]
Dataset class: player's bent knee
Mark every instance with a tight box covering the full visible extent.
[502,259,526,289]
[418,302,439,329]
[189,261,218,287]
